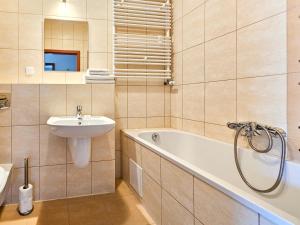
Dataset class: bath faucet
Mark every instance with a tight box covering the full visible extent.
[76,105,83,119]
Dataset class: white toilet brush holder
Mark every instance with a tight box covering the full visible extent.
[18,158,34,216]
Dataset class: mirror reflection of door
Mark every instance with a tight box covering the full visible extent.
[44,19,88,72]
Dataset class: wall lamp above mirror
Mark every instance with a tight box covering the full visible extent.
[44,19,88,72]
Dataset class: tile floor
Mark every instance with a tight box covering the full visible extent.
[0,180,154,225]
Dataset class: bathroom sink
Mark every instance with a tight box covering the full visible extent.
[47,116,115,138]
[47,116,115,168]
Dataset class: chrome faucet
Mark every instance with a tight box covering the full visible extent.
[76,105,83,119]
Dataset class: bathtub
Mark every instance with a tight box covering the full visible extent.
[0,164,13,206]
[123,129,300,225]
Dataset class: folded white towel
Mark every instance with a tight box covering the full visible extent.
[87,68,109,75]
[85,75,115,80]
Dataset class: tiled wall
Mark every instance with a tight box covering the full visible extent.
[0,0,112,84]
[114,78,171,177]
[0,83,115,203]
[171,0,288,147]
[288,0,300,162]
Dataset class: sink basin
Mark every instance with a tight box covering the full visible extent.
[47,115,115,168]
[47,116,115,138]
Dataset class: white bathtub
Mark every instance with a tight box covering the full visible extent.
[124,129,300,225]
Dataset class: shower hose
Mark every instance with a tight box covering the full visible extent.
[233,124,286,193]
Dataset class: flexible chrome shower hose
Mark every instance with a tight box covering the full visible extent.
[233,125,286,193]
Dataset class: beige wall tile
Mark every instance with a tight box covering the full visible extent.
[204,123,235,144]
[183,0,205,16]
[147,117,165,128]
[11,167,39,203]
[288,74,300,140]
[0,85,12,126]
[42,71,66,84]
[67,84,92,115]
[92,129,115,161]
[162,190,194,225]
[288,7,300,73]
[237,0,286,28]
[164,86,171,117]
[12,84,39,125]
[194,177,258,225]
[141,146,161,184]
[183,5,204,49]
[172,0,182,21]
[182,119,204,135]
[237,75,287,129]
[66,72,85,84]
[19,14,43,50]
[40,165,67,200]
[91,84,115,118]
[115,86,128,118]
[115,150,121,178]
[122,154,129,183]
[40,125,67,166]
[172,19,183,53]
[19,0,43,14]
[171,117,182,129]
[205,80,236,125]
[0,0,18,12]
[115,118,127,151]
[0,127,11,164]
[89,19,108,52]
[89,52,107,68]
[18,50,43,84]
[0,49,18,83]
[43,0,87,18]
[182,44,205,84]
[237,14,287,78]
[128,86,147,118]
[205,32,236,82]
[87,0,107,19]
[182,83,204,121]
[92,160,115,194]
[205,0,236,41]
[171,85,182,118]
[142,172,162,225]
[40,84,67,124]
[147,86,165,117]
[173,53,183,85]
[288,0,300,9]
[161,158,193,212]
[67,163,91,197]
[0,12,18,49]
[12,126,39,167]
[128,118,147,129]
[127,139,142,166]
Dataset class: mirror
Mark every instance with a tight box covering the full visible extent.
[44,19,88,72]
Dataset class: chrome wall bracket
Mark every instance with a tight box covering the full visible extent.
[0,93,10,110]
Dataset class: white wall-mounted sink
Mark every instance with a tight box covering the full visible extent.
[47,116,115,138]
[47,116,115,168]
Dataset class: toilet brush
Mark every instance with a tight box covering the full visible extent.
[18,158,33,216]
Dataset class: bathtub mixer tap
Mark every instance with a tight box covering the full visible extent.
[227,121,287,193]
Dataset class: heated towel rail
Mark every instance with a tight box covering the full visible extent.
[113,0,172,80]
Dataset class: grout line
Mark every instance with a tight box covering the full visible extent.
[203,0,206,136]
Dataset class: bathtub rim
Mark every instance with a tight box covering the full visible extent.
[122,128,299,225]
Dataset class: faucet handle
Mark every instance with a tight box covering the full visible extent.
[76,105,82,111]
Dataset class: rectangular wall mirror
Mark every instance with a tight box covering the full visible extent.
[44,19,89,72]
